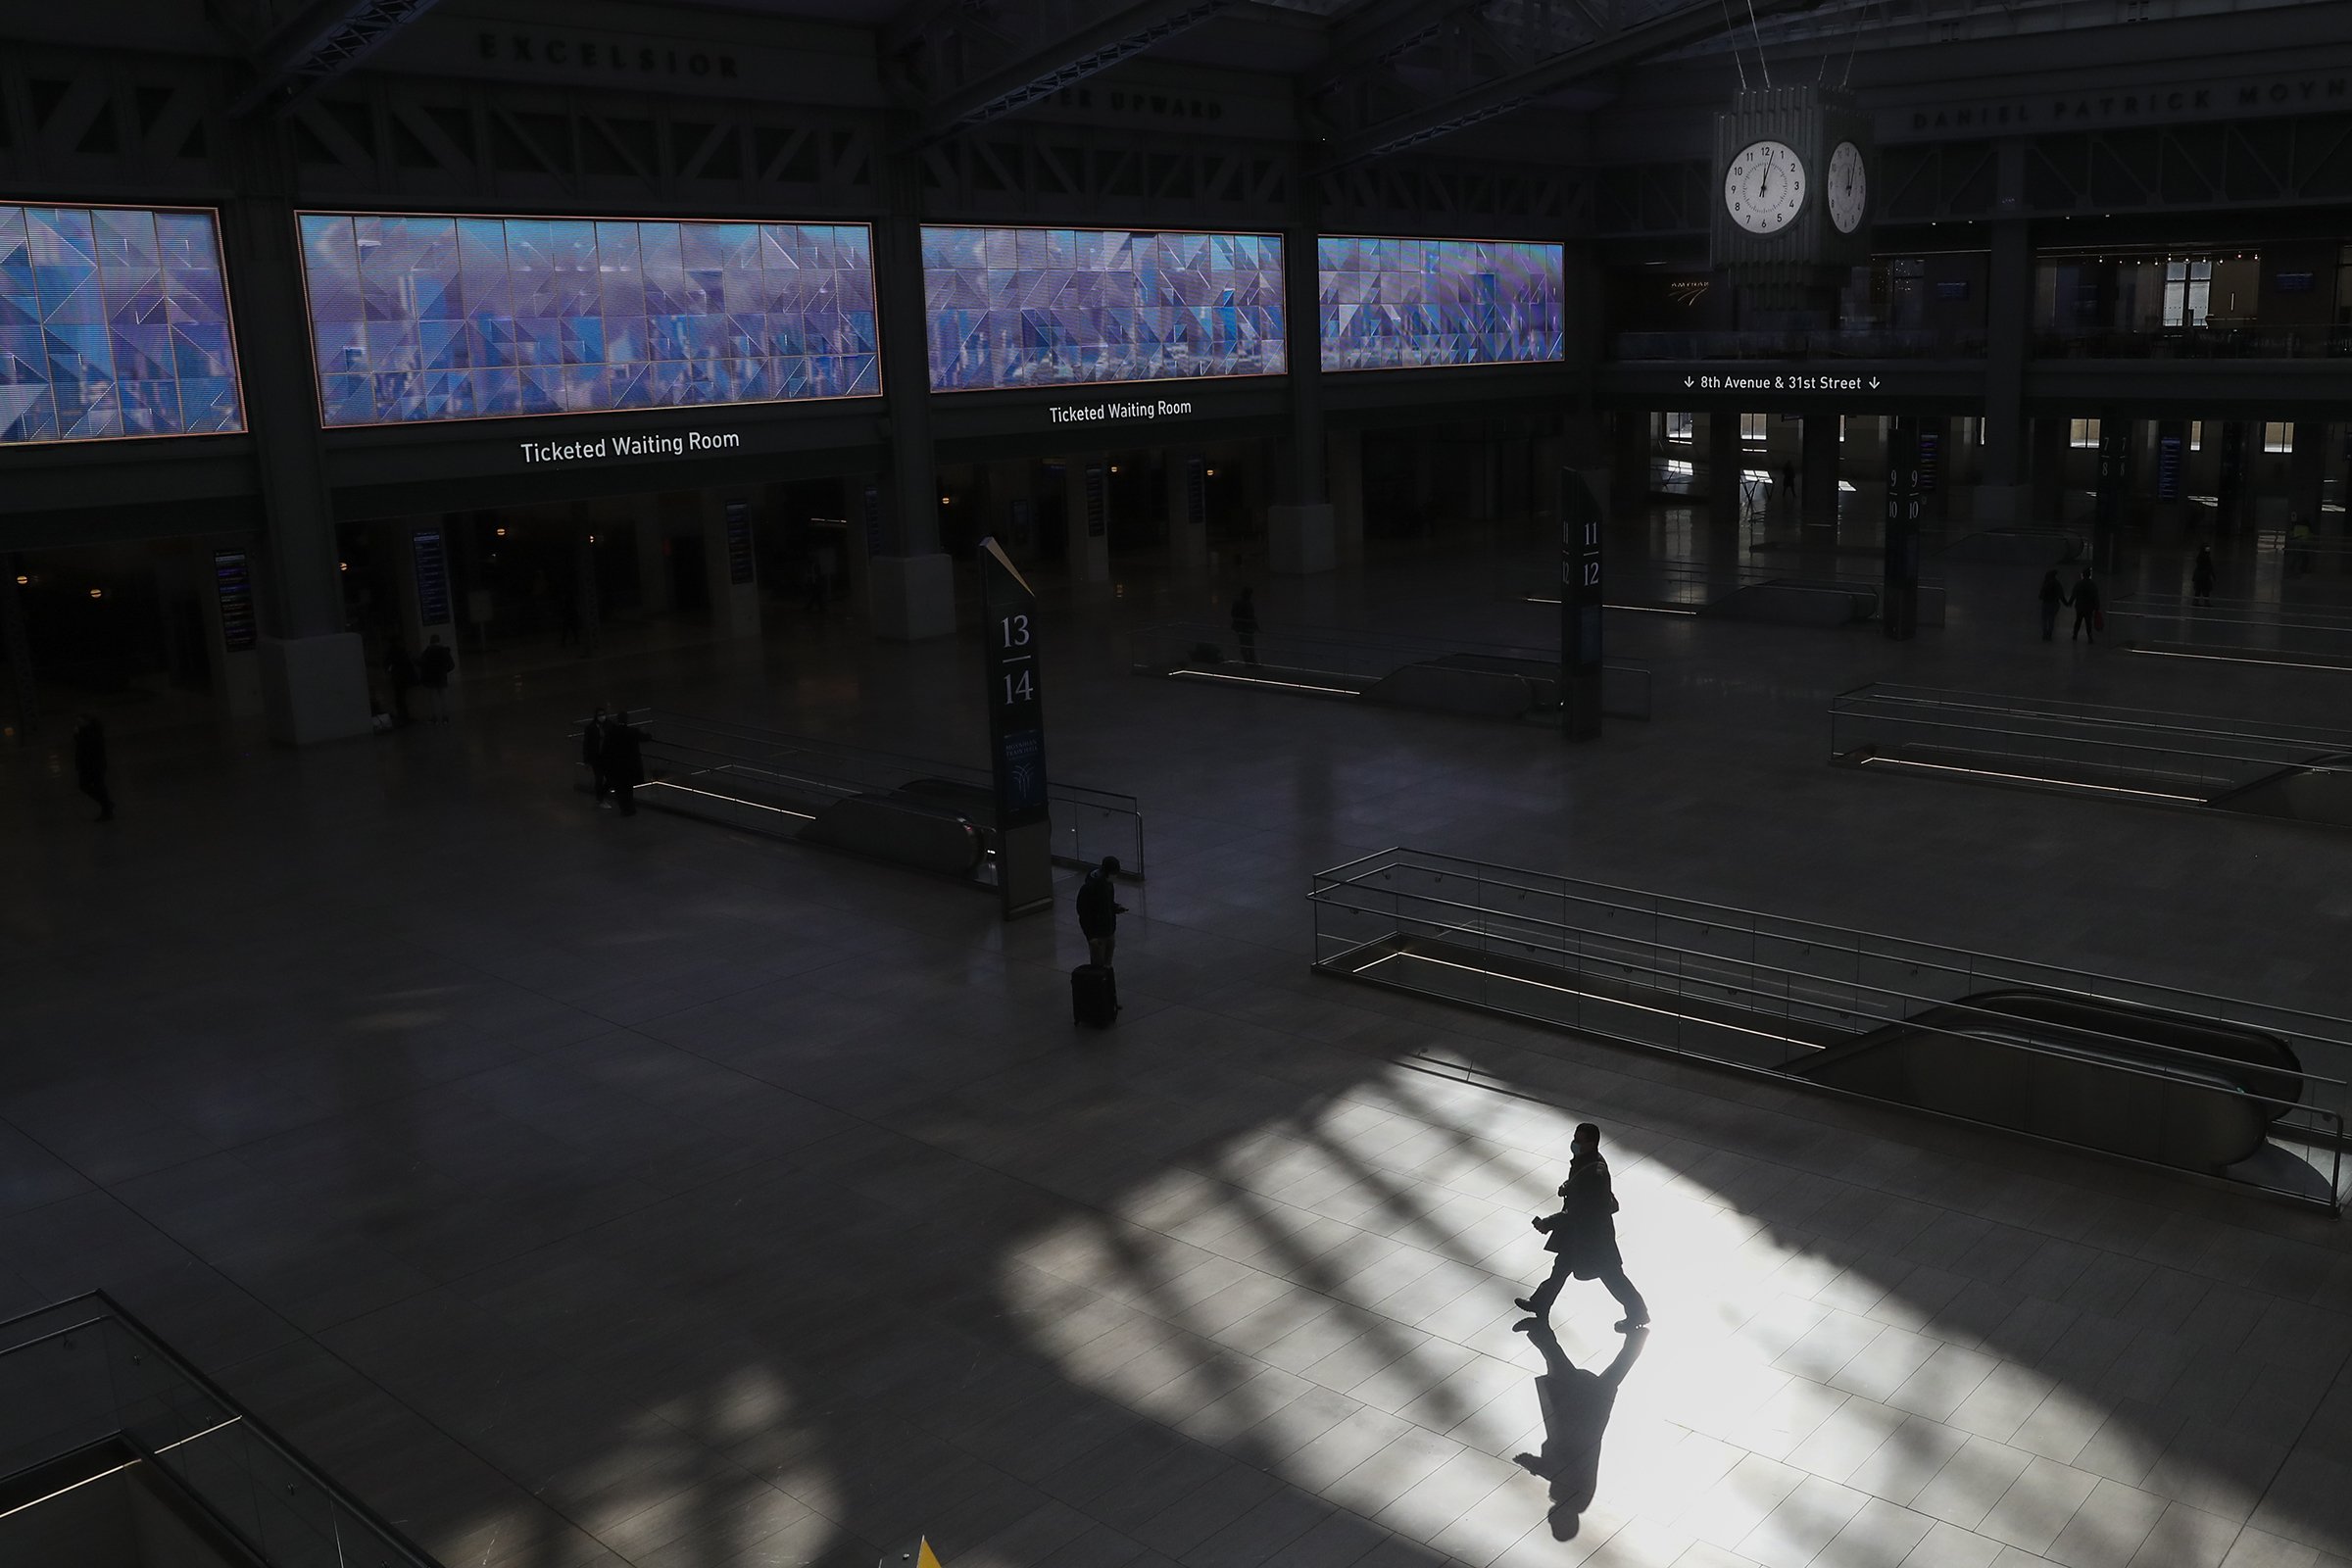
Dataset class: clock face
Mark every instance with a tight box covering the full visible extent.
[1828,140,1868,234]
[1724,139,1805,235]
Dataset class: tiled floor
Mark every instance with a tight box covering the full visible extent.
[4,523,2352,1568]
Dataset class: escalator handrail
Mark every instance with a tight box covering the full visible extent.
[1317,889,2337,1101]
[1310,848,2352,1052]
[0,1292,443,1568]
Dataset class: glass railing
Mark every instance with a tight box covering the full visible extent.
[575,709,1148,876]
[1829,681,2352,803]
[0,1294,440,1568]
[1310,848,2348,1211]
[2034,326,2352,359]
[1129,620,1654,720]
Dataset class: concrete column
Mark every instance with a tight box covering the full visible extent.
[1065,455,1110,584]
[1610,412,1648,520]
[2031,417,2069,525]
[1801,416,1840,530]
[1167,452,1208,573]
[1328,429,1365,567]
[221,121,368,744]
[635,514,671,616]
[1268,213,1336,575]
[1976,157,2033,526]
[2292,422,2329,533]
[1707,412,1743,530]
[702,493,761,640]
[869,145,955,640]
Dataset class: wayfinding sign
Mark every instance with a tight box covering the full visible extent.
[1561,469,1605,741]
[1884,417,1921,641]
[979,537,1054,918]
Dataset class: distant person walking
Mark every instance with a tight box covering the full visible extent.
[2288,516,2314,578]
[1517,1124,1649,1333]
[1076,856,1127,968]
[73,714,113,822]
[2191,545,2216,606]
[416,634,455,720]
[2036,568,2064,642]
[383,642,416,725]
[582,705,610,805]
[2066,567,2101,644]
[603,713,644,815]
[1231,586,1259,667]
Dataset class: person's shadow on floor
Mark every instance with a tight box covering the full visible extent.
[1514,1316,1648,1541]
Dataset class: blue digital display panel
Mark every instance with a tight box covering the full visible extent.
[299,213,879,427]
[1319,235,1564,372]
[924,225,1285,391]
[0,205,244,444]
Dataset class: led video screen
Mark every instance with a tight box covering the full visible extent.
[924,225,1285,391]
[1320,235,1563,372]
[0,204,244,444]
[299,213,878,427]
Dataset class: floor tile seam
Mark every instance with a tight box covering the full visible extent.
[1015,1155,1555,1454]
[2232,1339,2352,1555]
[1300,988,2352,1300]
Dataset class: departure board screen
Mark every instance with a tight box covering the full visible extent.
[298,213,879,427]
[1319,235,1563,372]
[923,225,1285,391]
[0,205,244,444]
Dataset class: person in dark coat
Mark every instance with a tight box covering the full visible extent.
[416,634,455,719]
[74,714,114,821]
[2036,568,2064,642]
[2066,566,2101,643]
[582,705,609,805]
[602,714,644,815]
[1515,1316,1647,1543]
[1075,856,1127,969]
[2191,545,2216,606]
[383,643,416,725]
[1230,586,1259,667]
[1517,1124,1648,1332]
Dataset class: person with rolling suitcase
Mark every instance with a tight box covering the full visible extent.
[1072,856,1126,1026]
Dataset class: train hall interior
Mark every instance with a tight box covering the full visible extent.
[7,0,2352,1566]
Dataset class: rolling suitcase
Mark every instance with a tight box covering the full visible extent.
[1071,963,1119,1027]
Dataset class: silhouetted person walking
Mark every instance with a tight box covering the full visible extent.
[416,634,455,719]
[603,714,644,815]
[1517,1123,1648,1332]
[1076,856,1127,968]
[2191,545,2215,606]
[2037,568,2064,642]
[582,705,610,805]
[1515,1316,1647,1543]
[383,642,416,726]
[2066,567,2101,644]
[74,714,113,822]
[1231,586,1259,667]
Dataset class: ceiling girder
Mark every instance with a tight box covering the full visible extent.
[1311,0,1825,172]
[902,0,1236,148]
[231,0,443,116]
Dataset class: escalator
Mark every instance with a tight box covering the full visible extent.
[1332,927,2307,1183]
[2208,752,2352,827]
[1788,989,2300,1173]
